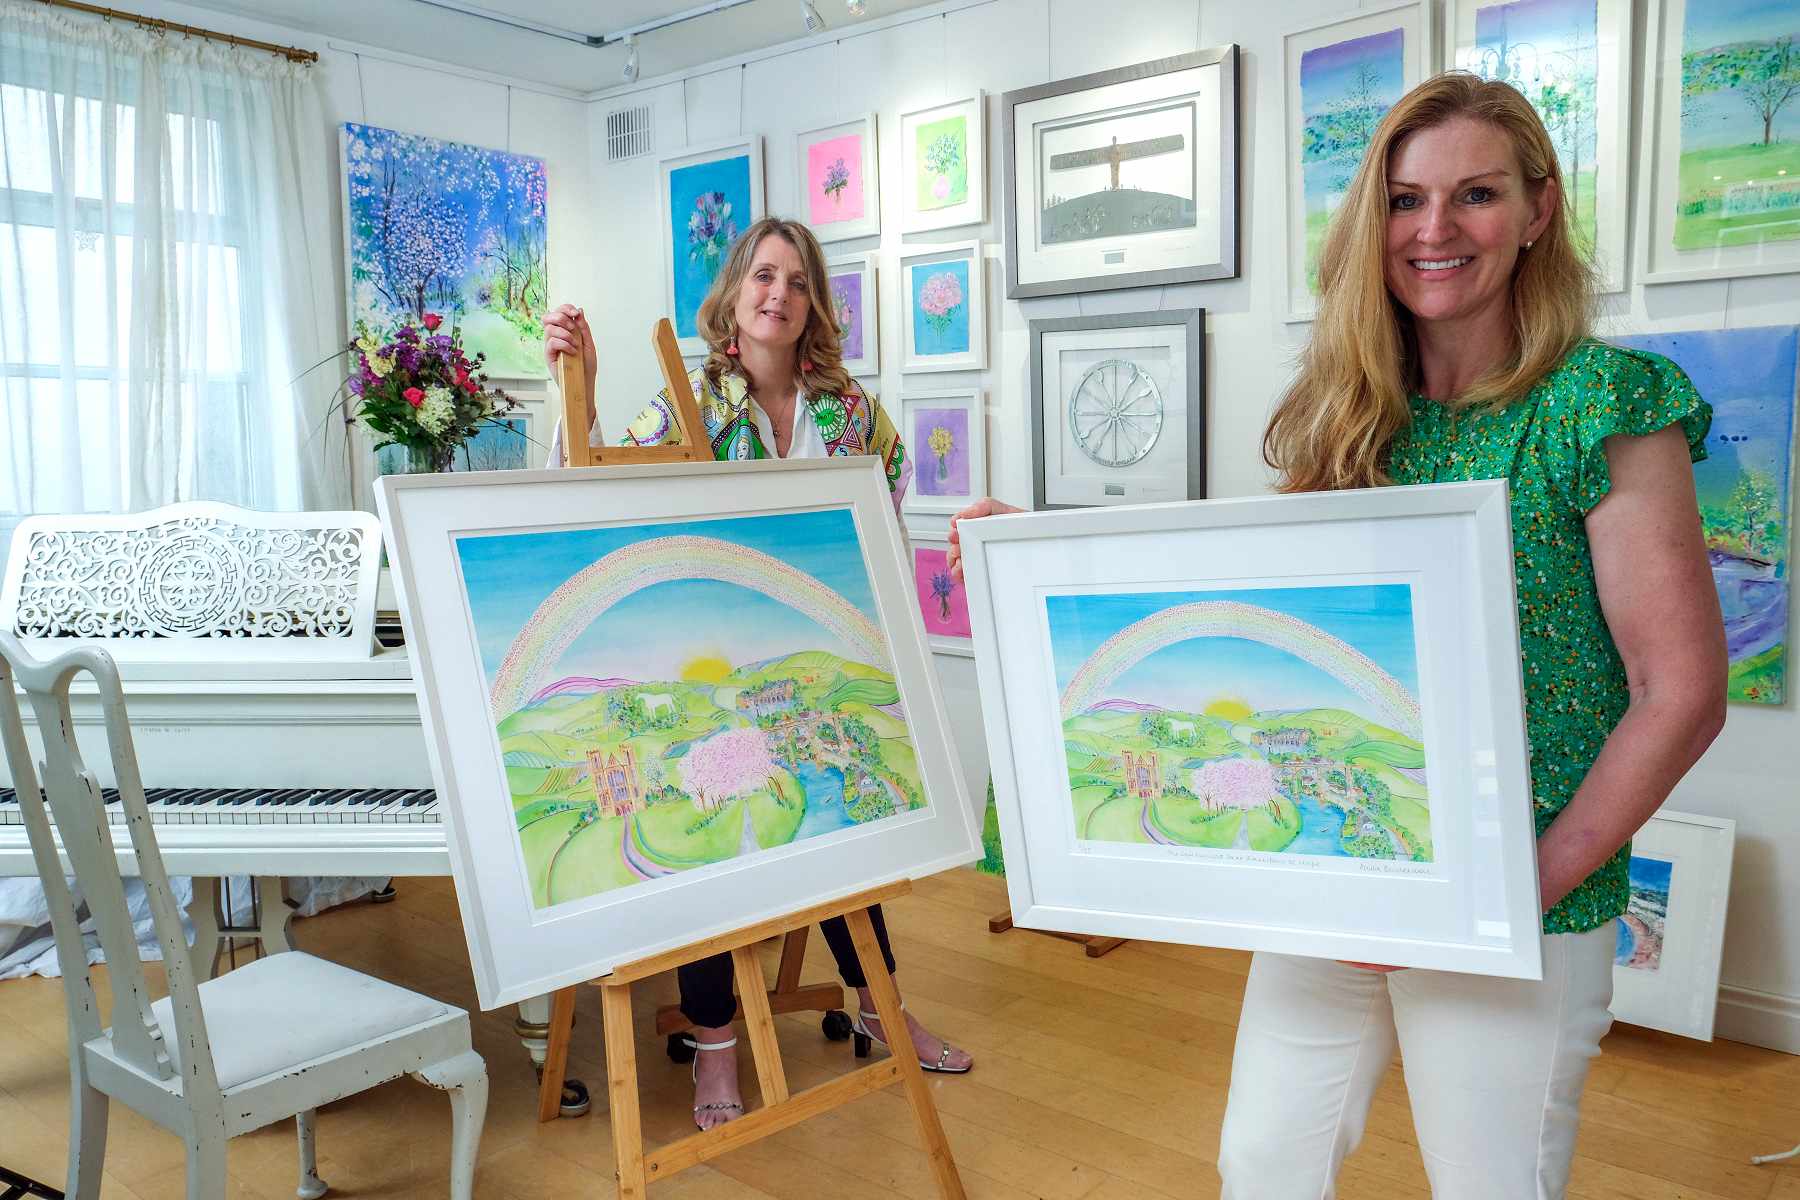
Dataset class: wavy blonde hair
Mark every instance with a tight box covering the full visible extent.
[695,216,855,399]
[1263,72,1594,493]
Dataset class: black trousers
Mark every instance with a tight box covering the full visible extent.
[677,903,897,1029]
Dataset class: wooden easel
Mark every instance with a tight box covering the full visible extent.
[559,319,711,467]
[536,881,965,1199]
[988,909,1126,958]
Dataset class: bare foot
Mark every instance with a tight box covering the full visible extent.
[856,1007,973,1072]
[689,1026,744,1131]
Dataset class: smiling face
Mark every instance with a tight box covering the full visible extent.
[1383,116,1556,332]
[731,232,811,354]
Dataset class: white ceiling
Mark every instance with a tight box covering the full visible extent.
[172,0,944,93]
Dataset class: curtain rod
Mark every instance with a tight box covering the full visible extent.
[33,0,320,63]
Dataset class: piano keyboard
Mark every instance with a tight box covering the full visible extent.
[0,786,440,826]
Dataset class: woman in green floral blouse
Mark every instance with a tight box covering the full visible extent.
[953,74,1724,1197]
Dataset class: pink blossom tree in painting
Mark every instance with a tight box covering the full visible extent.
[680,726,777,811]
[1191,757,1280,815]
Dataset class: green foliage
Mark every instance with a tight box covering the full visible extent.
[1683,35,1800,146]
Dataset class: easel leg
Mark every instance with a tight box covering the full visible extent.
[731,945,790,1107]
[536,987,576,1124]
[845,909,966,1200]
[601,983,646,1200]
[775,927,807,993]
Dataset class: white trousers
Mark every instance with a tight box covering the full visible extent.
[1218,927,1615,1199]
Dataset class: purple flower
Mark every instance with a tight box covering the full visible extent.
[347,374,366,397]
[396,325,419,344]
[395,344,420,371]
[427,334,453,352]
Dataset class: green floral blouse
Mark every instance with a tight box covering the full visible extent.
[1387,339,1711,935]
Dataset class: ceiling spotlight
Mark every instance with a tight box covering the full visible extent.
[846,0,865,13]
[621,33,639,82]
[801,1,826,32]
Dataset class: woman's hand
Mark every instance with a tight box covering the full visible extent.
[946,498,1024,581]
[544,304,599,432]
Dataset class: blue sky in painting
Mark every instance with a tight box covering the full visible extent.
[1628,854,1674,897]
[1474,0,1596,58]
[454,508,880,686]
[1300,26,1405,119]
[668,154,753,339]
[1683,0,1798,52]
[1045,584,1421,719]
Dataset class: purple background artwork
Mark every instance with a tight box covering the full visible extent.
[830,269,865,360]
[912,406,970,496]
[914,546,972,639]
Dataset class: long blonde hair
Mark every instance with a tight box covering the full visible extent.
[696,216,854,399]
[1263,72,1594,492]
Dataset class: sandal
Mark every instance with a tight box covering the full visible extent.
[848,1005,972,1074]
[685,1035,745,1129]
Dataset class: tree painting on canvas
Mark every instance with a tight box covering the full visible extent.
[1675,0,1800,250]
[909,259,971,358]
[455,509,928,910]
[914,114,969,212]
[1468,0,1602,255]
[1614,326,1798,703]
[829,267,865,361]
[668,153,753,340]
[911,406,970,496]
[808,132,866,228]
[913,545,972,640]
[1046,584,1432,863]
[1300,27,1406,293]
[342,123,547,379]
[1615,854,1673,971]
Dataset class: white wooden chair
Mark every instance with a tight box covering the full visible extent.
[0,632,487,1200]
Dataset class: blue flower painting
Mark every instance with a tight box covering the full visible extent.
[341,123,548,380]
[909,258,971,358]
[668,154,755,340]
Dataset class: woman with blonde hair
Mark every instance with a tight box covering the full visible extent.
[951,73,1724,1196]
[544,216,971,1132]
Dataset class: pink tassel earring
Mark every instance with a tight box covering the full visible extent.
[800,358,814,373]
[726,336,739,357]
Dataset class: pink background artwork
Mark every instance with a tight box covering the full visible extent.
[808,132,866,226]
[913,545,972,639]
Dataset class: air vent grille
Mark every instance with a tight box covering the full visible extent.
[605,104,653,162]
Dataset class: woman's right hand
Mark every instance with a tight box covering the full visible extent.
[946,498,1024,581]
[544,303,598,432]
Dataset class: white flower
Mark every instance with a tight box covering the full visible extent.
[415,386,455,435]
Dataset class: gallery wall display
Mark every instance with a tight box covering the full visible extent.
[1613,325,1798,705]
[377,458,980,1007]
[1447,0,1633,293]
[898,93,987,233]
[1284,4,1435,322]
[1003,46,1240,299]
[826,253,879,376]
[659,137,766,357]
[340,122,548,379]
[898,240,988,373]
[1610,809,1736,1040]
[900,388,986,517]
[910,532,975,658]
[961,481,1544,978]
[796,114,881,243]
[1638,0,1800,284]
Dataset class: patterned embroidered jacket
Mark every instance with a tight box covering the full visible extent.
[621,367,912,510]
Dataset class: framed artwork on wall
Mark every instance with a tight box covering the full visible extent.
[1638,0,1800,284]
[900,388,985,517]
[1028,309,1205,509]
[898,93,986,233]
[826,253,879,376]
[1610,809,1736,1040]
[1283,4,1434,322]
[899,240,987,373]
[376,458,979,1008]
[960,480,1545,978]
[910,532,974,657]
[1002,47,1239,299]
[659,137,765,357]
[796,114,881,243]
[1447,0,1632,293]
[1613,325,1798,705]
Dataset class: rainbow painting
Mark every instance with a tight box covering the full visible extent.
[455,509,928,910]
[1046,583,1432,862]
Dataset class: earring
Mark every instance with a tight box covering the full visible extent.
[1522,240,1535,250]
[800,358,814,373]
[726,336,739,356]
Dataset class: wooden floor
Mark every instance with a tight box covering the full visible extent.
[3,868,1800,1199]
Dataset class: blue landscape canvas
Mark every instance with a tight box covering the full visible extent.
[341,122,547,379]
[1614,326,1800,703]
[1299,26,1406,293]
[909,257,972,358]
[1615,854,1673,971]
[668,154,754,340]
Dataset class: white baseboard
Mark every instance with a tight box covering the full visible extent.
[1715,985,1800,1054]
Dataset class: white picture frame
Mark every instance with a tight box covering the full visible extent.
[960,481,1544,979]
[376,458,980,1008]
[1610,809,1736,1040]
[899,388,985,518]
[898,240,987,374]
[1284,3,1435,322]
[1446,0,1632,293]
[658,136,766,358]
[898,93,986,233]
[795,113,881,243]
[1637,0,1800,285]
[825,252,879,376]
[908,532,975,658]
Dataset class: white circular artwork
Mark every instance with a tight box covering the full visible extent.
[1068,358,1163,468]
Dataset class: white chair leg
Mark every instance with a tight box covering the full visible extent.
[295,1109,328,1200]
[184,1128,227,1200]
[65,1068,108,1200]
[413,1051,488,1200]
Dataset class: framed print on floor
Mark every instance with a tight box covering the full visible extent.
[899,240,987,373]
[901,388,985,517]
[377,457,980,1008]
[910,532,974,657]
[1638,0,1800,284]
[1003,46,1239,299]
[660,137,766,357]
[960,480,1544,979]
[1284,3,1434,322]
[826,253,879,376]
[1610,809,1736,1040]
[898,92,986,233]
[1029,309,1204,509]
[797,114,880,243]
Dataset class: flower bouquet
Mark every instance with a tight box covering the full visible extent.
[342,313,519,473]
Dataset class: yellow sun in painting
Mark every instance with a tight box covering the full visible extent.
[1204,698,1252,722]
[680,653,732,683]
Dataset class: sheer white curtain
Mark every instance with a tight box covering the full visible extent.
[0,2,346,532]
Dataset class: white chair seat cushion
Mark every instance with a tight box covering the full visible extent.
[144,952,450,1090]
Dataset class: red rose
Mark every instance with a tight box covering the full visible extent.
[403,386,424,407]
[454,366,470,385]
[422,313,442,331]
